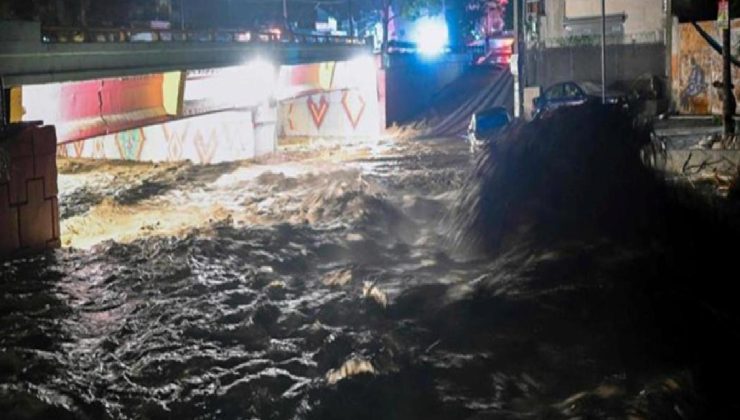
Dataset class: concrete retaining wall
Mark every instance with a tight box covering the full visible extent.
[58,109,276,164]
[524,43,666,89]
[385,53,470,124]
[1,125,61,259]
[278,88,381,141]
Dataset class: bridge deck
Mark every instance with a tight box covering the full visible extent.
[0,22,370,86]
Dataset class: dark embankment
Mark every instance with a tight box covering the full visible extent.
[444,103,740,417]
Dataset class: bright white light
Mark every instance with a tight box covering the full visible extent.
[184,58,277,109]
[413,16,449,56]
[245,58,277,91]
[344,54,378,90]
[350,54,375,70]
[242,57,278,105]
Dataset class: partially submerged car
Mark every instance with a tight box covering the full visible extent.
[532,81,627,118]
[467,106,512,153]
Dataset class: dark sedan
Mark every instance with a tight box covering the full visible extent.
[532,81,627,118]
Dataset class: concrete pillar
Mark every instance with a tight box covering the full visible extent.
[254,102,278,156]
[0,124,61,260]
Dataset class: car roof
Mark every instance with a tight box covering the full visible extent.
[475,107,512,120]
[547,81,622,96]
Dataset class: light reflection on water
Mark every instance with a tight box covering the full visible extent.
[0,138,716,419]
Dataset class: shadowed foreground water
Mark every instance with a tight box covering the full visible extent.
[2,134,738,419]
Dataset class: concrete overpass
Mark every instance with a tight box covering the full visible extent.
[0,20,383,259]
[0,21,371,86]
[1,20,477,260]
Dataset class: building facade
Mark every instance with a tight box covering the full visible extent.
[518,0,671,117]
[527,0,667,47]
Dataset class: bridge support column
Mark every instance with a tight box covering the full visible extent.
[1,124,61,260]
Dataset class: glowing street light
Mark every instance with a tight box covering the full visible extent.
[413,17,449,56]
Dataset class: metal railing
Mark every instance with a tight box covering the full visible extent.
[538,30,666,48]
[40,26,367,46]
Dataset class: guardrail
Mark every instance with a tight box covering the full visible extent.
[539,30,665,48]
[40,26,367,46]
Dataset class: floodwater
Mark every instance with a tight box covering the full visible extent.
[1,136,736,419]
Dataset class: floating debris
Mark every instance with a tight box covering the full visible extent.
[322,268,353,287]
[362,281,388,307]
[325,358,376,385]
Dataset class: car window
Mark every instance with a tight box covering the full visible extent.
[476,110,510,134]
[564,83,582,98]
[545,84,564,100]
[477,107,509,120]
[580,82,605,96]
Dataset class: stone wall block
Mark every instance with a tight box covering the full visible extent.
[1,125,61,259]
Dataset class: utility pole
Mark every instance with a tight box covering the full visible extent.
[180,0,185,30]
[600,0,606,103]
[723,25,734,135]
[520,0,526,113]
[380,0,390,68]
[513,0,521,117]
[665,0,672,107]
[283,0,289,32]
[718,0,735,136]
[348,0,354,37]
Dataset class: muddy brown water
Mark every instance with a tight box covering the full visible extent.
[0,138,733,419]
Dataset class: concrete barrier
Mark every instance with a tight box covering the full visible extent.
[278,88,381,142]
[58,109,276,164]
[276,57,383,142]
[1,125,61,259]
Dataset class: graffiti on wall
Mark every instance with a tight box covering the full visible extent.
[307,95,330,129]
[278,57,382,141]
[115,128,146,160]
[193,129,219,165]
[341,91,366,129]
[58,110,277,164]
[676,20,740,114]
[680,58,707,111]
[281,88,380,140]
[163,124,187,161]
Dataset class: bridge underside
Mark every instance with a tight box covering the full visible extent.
[1,44,384,259]
[12,56,383,163]
[0,21,371,86]
[1,22,474,260]
[1,41,370,87]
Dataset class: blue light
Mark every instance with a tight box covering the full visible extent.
[413,16,449,56]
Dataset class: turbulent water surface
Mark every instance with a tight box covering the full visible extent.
[0,137,728,419]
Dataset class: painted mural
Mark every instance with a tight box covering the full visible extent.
[279,88,380,140]
[58,110,277,164]
[41,56,382,164]
[21,73,179,143]
[277,57,382,141]
[674,20,740,114]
